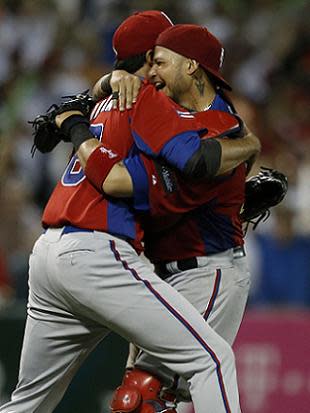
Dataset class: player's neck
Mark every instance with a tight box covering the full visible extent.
[179,75,216,112]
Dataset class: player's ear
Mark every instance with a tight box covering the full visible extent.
[146,50,154,66]
[187,59,199,75]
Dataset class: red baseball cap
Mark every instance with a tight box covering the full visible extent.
[156,24,231,90]
[113,10,173,60]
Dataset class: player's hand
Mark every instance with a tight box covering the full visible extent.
[110,70,141,111]
[55,110,84,128]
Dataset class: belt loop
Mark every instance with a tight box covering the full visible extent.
[233,245,246,258]
[166,261,180,274]
[43,228,63,242]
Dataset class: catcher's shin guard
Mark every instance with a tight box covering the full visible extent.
[110,368,177,413]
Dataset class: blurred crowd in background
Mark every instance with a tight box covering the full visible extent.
[0,0,309,312]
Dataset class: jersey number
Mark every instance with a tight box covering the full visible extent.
[61,124,104,186]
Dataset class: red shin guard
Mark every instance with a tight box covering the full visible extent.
[110,368,177,413]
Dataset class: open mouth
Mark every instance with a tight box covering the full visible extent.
[154,81,165,90]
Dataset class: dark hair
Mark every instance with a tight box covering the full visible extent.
[113,52,147,73]
[206,71,236,112]
[216,88,237,113]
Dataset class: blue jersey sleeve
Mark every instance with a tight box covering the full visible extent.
[124,155,149,211]
[131,84,206,169]
[132,129,202,172]
[158,131,201,171]
[131,86,240,176]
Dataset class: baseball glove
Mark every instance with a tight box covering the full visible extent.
[29,91,95,156]
[241,167,288,229]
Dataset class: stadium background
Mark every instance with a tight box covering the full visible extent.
[0,0,309,412]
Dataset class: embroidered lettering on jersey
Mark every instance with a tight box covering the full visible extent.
[154,160,178,193]
[100,146,118,159]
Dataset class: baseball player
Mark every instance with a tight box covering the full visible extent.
[62,18,260,413]
[91,24,257,411]
[0,12,259,413]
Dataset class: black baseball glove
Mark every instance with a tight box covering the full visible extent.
[241,167,288,229]
[29,91,95,156]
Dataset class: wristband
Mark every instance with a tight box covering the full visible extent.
[184,138,222,179]
[60,115,92,149]
[84,144,122,191]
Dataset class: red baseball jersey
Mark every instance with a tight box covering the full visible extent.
[42,95,146,251]
[125,96,246,262]
[130,82,240,171]
[42,83,230,252]
[142,162,245,262]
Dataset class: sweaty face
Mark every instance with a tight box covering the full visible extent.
[148,46,190,104]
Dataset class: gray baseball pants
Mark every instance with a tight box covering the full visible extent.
[0,228,241,413]
[135,248,250,400]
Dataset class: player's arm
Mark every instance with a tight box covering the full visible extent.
[92,70,141,111]
[55,110,133,196]
[75,137,133,196]
[95,135,258,206]
[131,85,260,179]
[54,109,258,198]
[92,73,112,101]
[184,128,261,179]
[94,73,260,177]
[93,75,260,178]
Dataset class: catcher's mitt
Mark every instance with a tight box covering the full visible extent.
[29,91,95,156]
[241,167,288,229]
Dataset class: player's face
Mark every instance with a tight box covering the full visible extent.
[149,46,191,104]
